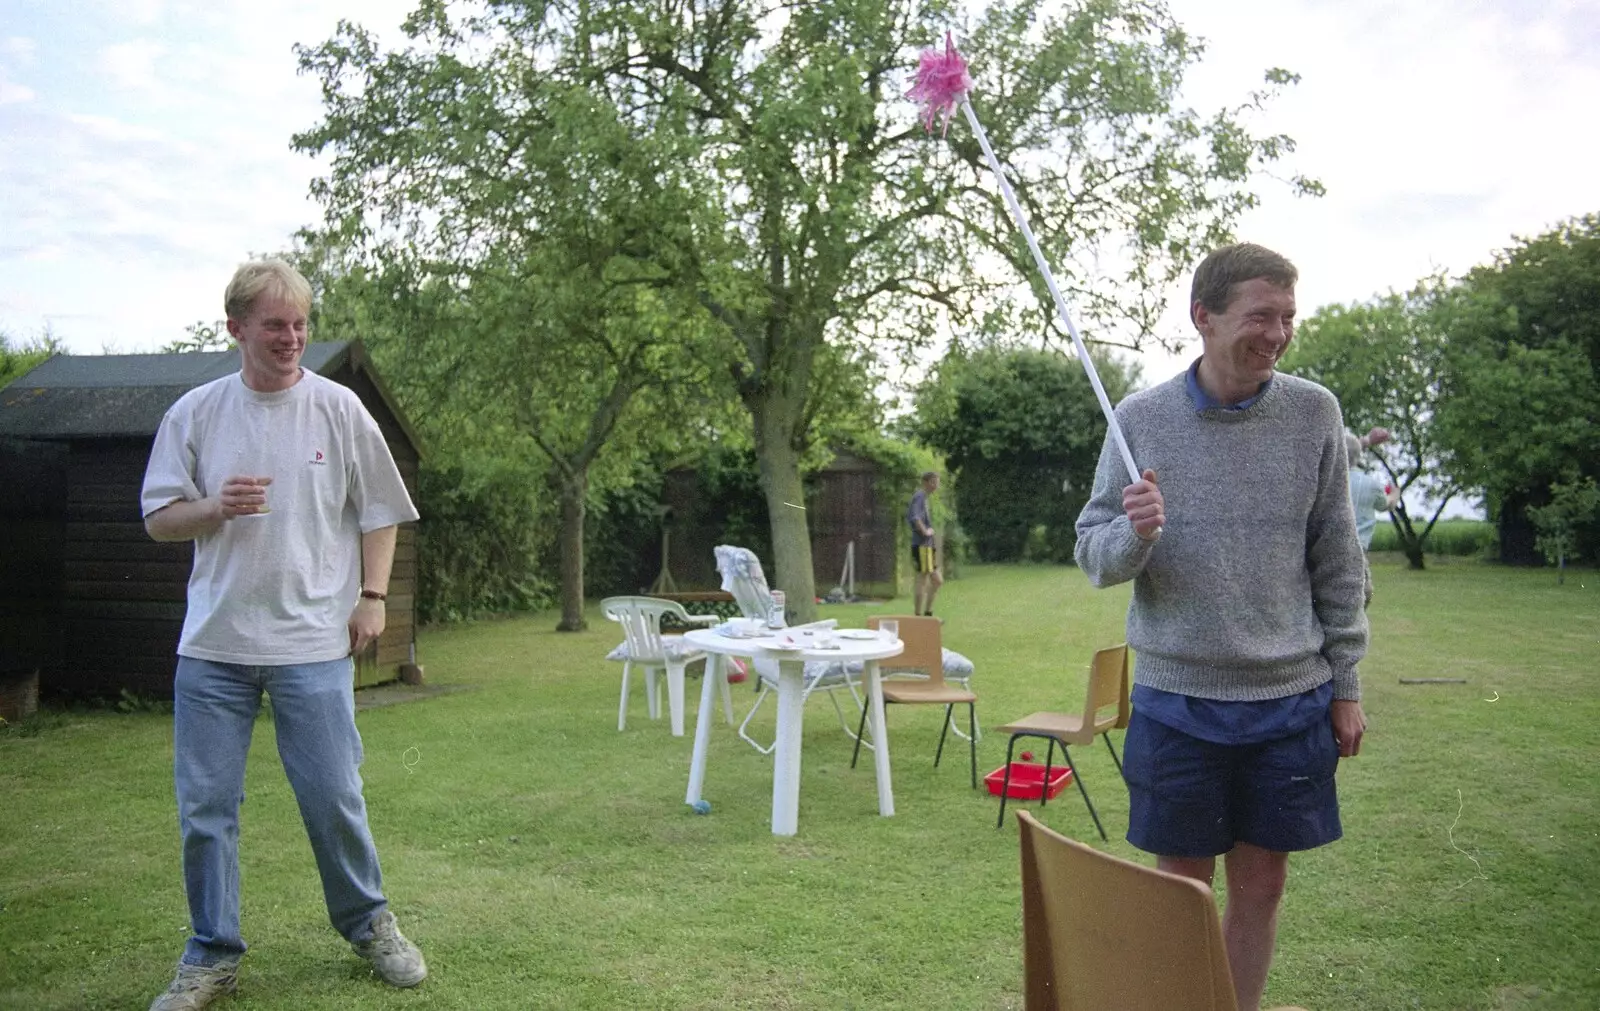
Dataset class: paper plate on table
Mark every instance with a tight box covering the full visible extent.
[837,630,881,641]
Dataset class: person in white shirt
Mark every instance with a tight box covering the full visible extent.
[1347,428,1400,606]
[141,259,425,1010]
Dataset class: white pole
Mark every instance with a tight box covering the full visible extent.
[959,98,1142,486]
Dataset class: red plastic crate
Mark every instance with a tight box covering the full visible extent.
[984,762,1073,800]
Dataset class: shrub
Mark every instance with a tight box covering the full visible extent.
[415,458,556,623]
[585,473,669,597]
[1369,518,1495,557]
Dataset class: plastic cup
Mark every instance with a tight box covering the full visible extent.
[237,475,272,516]
[879,618,899,642]
[234,446,273,517]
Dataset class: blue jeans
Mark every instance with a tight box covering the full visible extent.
[173,656,387,966]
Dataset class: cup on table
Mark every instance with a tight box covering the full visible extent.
[878,618,899,643]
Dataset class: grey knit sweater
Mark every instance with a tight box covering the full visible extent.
[1074,371,1368,702]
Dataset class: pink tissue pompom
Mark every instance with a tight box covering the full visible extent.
[908,31,972,136]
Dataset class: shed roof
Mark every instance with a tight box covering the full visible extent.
[0,342,420,453]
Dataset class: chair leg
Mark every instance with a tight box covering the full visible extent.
[967,703,978,789]
[666,661,687,736]
[851,693,871,769]
[645,667,660,720]
[946,679,980,743]
[828,683,866,742]
[934,703,953,768]
[1039,739,1056,811]
[618,661,632,731]
[1058,745,1107,842]
[737,683,778,755]
[1103,732,1122,773]
[996,734,1022,829]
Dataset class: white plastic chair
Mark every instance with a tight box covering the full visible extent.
[713,544,779,624]
[712,545,859,753]
[602,595,730,736]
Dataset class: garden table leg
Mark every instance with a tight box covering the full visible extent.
[864,659,895,817]
[770,657,806,836]
[686,654,722,805]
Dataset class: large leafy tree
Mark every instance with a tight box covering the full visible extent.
[1,328,60,388]
[1280,280,1458,569]
[296,25,727,629]
[301,252,566,622]
[299,0,1313,621]
[1431,214,1600,564]
[911,346,1137,561]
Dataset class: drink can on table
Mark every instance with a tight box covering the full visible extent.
[768,590,786,628]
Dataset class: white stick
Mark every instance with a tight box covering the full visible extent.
[959,98,1142,486]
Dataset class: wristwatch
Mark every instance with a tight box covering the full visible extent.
[359,588,387,602]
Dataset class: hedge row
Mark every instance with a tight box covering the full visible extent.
[1369,518,1496,556]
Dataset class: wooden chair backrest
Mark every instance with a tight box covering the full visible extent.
[1017,810,1237,1011]
[1082,644,1131,735]
[867,615,944,684]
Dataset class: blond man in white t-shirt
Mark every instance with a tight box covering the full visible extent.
[141,260,425,1010]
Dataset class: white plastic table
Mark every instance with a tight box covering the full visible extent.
[682,627,904,836]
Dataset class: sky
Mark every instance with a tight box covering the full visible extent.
[2,0,1597,383]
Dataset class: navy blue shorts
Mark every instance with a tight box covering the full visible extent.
[1121,709,1342,858]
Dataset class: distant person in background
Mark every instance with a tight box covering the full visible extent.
[908,471,943,616]
[1347,427,1400,607]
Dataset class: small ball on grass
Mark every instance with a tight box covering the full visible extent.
[1020,751,1034,762]
[689,799,712,815]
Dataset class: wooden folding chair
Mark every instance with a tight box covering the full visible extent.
[844,617,979,790]
[1017,811,1308,1011]
[850,615,978,787]
[995,643,1129,837]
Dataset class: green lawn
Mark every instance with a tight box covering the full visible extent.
[2,560,1596,1010]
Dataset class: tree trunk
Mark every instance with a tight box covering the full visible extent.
[751,392,818,625]
[1401,533,1426,570]
[1389,508,1427,570]
[556,471,588,631]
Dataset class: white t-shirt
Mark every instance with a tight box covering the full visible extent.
[1348,470,1390,550]
[141,370,420,665]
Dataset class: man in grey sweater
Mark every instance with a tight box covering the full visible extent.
[1075,243,1368,1011]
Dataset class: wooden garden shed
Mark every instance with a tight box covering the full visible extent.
[659,450,901,598]
[0,341,421,701]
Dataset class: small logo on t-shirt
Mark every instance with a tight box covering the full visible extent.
[310,449,327,465]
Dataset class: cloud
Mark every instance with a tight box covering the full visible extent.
[1354,193,1497,233]
[1107,0,1600,405]
[64,111,167,143]
[0,77,35,105]
[3,0,1585,365]
[99,38,167,93]
[0,37,36,104]
[3,36,38,63]
[105,0,167,28]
